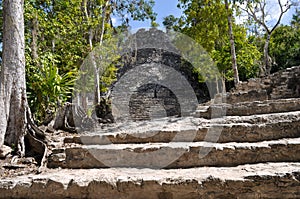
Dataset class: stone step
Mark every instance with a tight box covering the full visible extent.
[195,98,300,118]
[65,120,300,145]
[48,137,300,169]
[64,111,300,145]
[1,163,300,199]
[226,90,269,104]
[225,66,300,103]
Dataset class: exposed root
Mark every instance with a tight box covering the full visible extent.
[53,102,95,133]
[25,110,47,170]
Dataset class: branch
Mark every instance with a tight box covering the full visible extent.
[270,0,291,33]
[239,2,269,33]
[259,0,266,25]
[100,1,108,45]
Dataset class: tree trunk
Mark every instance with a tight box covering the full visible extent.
[262,33,271,76]
[215,76,219,94]
[99,1,109,46]
[0,0,46,167]
[89,31,101,106]
[93,1,109,106]
[93,60,100,105]
[225,0,239,86]
[0,0,27,155]
[31,14,39,61]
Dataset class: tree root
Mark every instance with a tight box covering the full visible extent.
[25,110,47,170]
[53,102,95,133]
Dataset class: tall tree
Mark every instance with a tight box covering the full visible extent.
[225,0,239,86]
[165,0,260,89]
[0,0,27,154]
[177,0,229,53]
[240,0,296,76]
[0,0,46,164]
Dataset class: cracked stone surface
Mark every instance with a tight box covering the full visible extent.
[1,163,300,199]
[64,111,300,145]
[195,98,300,118]
[48,137,300,169]
[1,66,300,198]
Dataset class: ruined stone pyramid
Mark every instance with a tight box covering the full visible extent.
[0,66,299,198]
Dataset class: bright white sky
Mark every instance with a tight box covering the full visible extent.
[236,0,298,26]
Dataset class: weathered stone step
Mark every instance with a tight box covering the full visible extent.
[64,111,300,145]
[65,120,300,145]
[223,66,300,104]
[195,98,300,118]
[49,138,300,169]
[1,163,300,199]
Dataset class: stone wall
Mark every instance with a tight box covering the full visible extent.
[129,84,181,121]
[111,29,210,121]
[225,66,300,104]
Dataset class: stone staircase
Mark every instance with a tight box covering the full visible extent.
[194,98,300,118]
[46,111,300,170]
[1,104,299,198]
[224,66,300,104]
[1,67,300,198]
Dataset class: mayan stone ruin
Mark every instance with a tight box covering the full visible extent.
[0,29,300,199]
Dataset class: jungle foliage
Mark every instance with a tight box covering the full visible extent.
[0,0,299,124]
